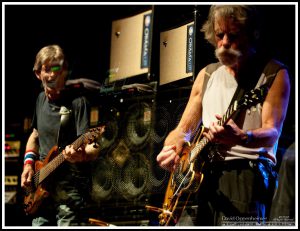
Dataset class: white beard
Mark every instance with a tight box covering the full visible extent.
[215,47,242,67]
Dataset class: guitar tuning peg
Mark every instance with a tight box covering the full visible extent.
[93,142,99,148]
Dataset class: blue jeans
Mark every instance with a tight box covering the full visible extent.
[32,162,90,226]
[32,205,76,226]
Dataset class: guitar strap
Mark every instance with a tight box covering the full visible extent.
[202,62,245,123]
[230,59,287,121]
[57,106,72,152]
[203,62,249,110]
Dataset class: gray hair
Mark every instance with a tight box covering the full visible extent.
[33,44,67,72]
[201,5,260,47]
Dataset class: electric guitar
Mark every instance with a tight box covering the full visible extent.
[146,84,269,225]
[23,126,105,215]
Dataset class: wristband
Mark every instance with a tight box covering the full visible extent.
[24,159,34,166]
[24,150,38,165]
[244,130,254,144]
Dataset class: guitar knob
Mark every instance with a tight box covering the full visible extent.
[158,214,166,225]
[159,219,166,226]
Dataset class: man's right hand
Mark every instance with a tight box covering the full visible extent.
[156,145,180,172]
[21,164,34,188]
[157,129,187,171]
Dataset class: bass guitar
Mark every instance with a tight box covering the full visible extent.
[146,84,269,225]
[23,125,105,215]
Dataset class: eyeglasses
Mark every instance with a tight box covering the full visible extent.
[41,64,63,73]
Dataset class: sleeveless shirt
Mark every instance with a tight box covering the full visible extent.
[202,62,284,165]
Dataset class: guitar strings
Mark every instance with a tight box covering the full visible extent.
[29,128,102,188]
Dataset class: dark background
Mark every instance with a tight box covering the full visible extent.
[4,3,296,226]
[4,4,296,127]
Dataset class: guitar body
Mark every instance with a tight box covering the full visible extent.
[158,142,204,226]
[23,181,49,215]
[23,146,59,215]
[146,85,269,225]
[23,126,105,216]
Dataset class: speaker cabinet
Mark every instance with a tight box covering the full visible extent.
[90,93,171,205]
[109,9,153,83]
[159,21,195,86]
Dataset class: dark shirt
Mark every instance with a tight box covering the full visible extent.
[32,91,90,161]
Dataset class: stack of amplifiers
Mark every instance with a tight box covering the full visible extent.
[90,92,167,202]
[86,85,192,224]
[86,5,199,225]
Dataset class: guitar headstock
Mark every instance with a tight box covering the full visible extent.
[237,84,269,110]
[86,125,106,144]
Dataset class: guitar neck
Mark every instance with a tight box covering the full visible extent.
[189,101,238,163]
[34,131,92,186]
[218,101,238,126]
[36,153,65,185]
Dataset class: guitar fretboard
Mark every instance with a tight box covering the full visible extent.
[34,153,65,187]
[33,128,102,187]
[189,101,237,163]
